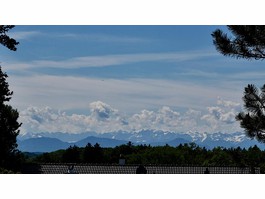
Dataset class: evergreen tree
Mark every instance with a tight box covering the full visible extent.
[0,25,21,170]
[212,26,265,60]
[0,67,22,169]
[82,143,104,163]
[82,143,93,163]
[236,84,265,142]
[212,26,265,143]
[93,143,104,163]
[62,145,81,163]
[0,25,19,51]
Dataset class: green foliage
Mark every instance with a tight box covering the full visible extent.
[0,25,19,51]
[33,151,64,163]
[0,25,22,173]
[29,142,265,172]
[212,26,265,60]
[82,143,104,163]
[236,84,265,143]
[0,67,13,103]
[207,147,233,166]
[62,145,81,163]
[0,167,19,174]
[0,67,22,170]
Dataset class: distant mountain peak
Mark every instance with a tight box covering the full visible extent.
[18,130,265,152]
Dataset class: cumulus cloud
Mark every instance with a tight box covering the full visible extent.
[20,106,91,134]
[89,101,118,120]
[201,98,242,131]
[19,101,129,134]
[128,107,180,131]
[18,98,243,135]
[217,97,241,110]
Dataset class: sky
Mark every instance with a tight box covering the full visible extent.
[1,25,265,135]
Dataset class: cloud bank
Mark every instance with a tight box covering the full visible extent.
[19,98,243,135]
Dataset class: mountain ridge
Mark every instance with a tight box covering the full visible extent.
[17,130,265,152]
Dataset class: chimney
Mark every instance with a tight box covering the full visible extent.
[119,154,125,166]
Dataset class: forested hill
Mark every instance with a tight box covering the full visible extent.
[27,143,265,173]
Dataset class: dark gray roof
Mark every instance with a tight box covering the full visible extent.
[22,163,260,174]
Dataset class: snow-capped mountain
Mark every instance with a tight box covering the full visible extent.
[17,130,265,152]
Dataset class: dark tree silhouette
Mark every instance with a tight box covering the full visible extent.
[236,84,265,142]
[0,67,14,103]
[82,143,104,163]
[212,26,265,60]
[0,25,19,51]
[212,25,265,143]
[0,67,22,169]
[93,143,104,163]
[0,25,21,171]
[62,145,81,163]
[82,143,93,163]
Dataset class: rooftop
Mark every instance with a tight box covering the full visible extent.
[21,163,260,174]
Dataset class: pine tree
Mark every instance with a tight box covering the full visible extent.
[0,25,21,171]
[212,26,265,143]
[0,25,19,51]
[236,84,265,142]
[212,26,265,60]
[0,66,22,169]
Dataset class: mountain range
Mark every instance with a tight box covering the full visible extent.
[17,130,265,152]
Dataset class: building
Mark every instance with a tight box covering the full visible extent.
[21,163,260,174]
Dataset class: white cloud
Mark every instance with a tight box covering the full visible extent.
[19,101,128,134]
[9,31,42,40]
[4,50,218,71]
[5,71,244,135]
[89,101,118,120]
[9,29,150,43]
[217,97,241,109]
[200,97,242,131]
[55,33,151,43]
[18,99,243,135]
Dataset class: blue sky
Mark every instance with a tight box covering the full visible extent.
[1,25,265,135]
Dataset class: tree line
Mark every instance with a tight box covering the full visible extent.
[25,142,265,173]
